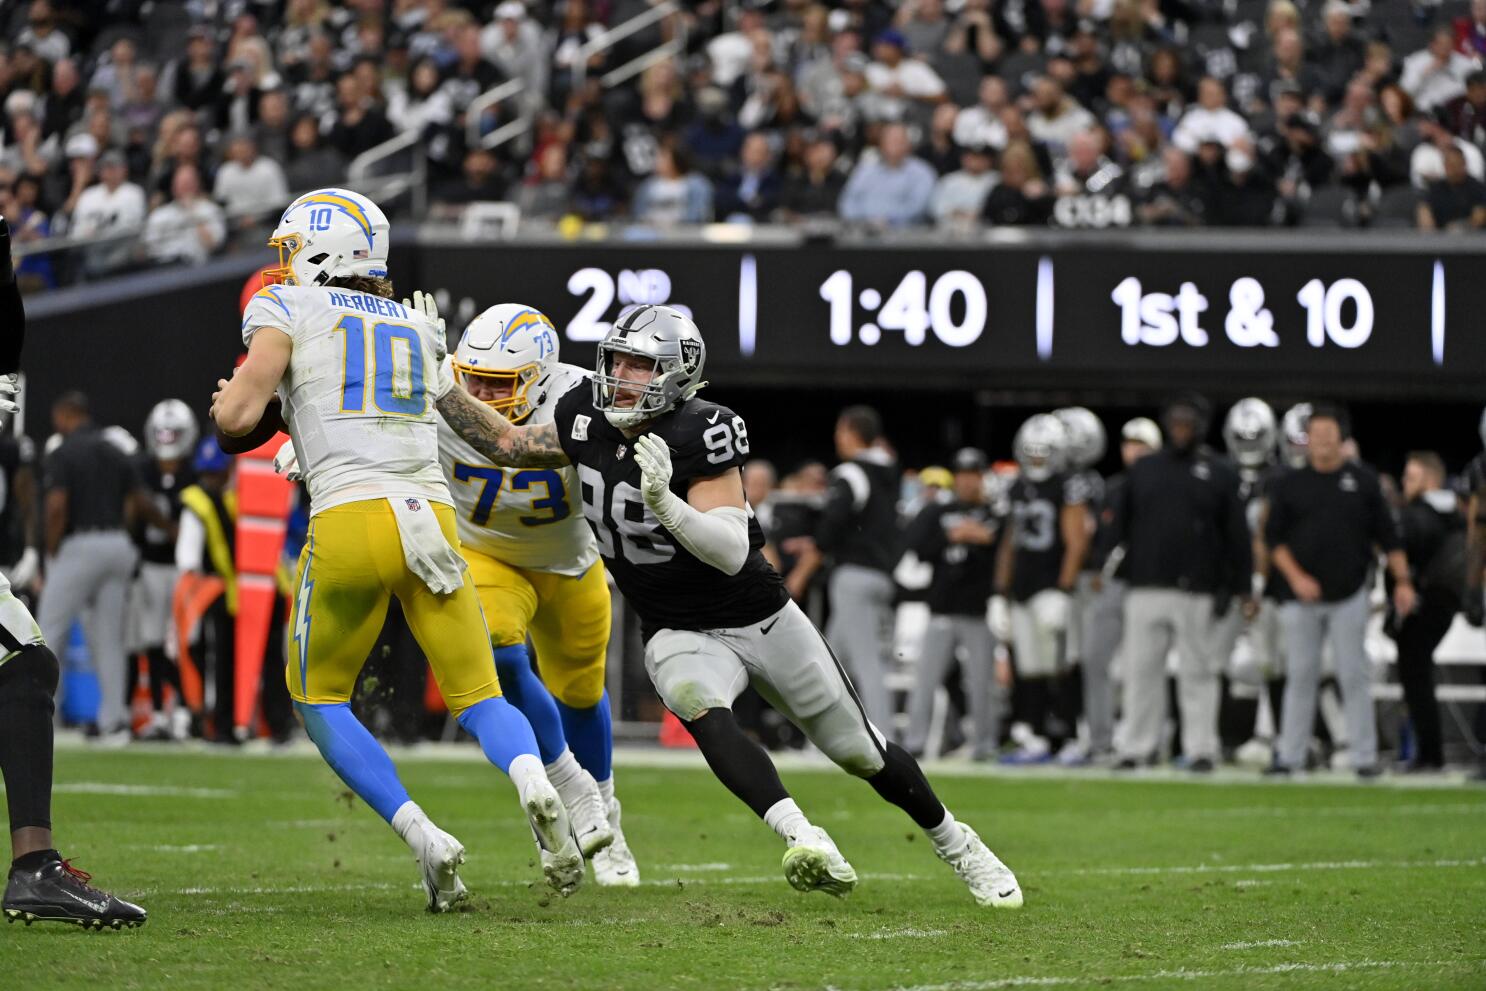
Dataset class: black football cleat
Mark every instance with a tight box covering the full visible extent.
[4,854,147,930]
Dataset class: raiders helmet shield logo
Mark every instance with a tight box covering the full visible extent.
[679,338,702,373]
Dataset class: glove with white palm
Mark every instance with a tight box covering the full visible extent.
[403,289,445,335]
[632,434,675,510]
[272,439,302,481]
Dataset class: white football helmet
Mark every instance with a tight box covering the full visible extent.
[1279,402,1312,469]
[453,304,560,423]
[1053,407,1106,470]
[144,399,199,461]
[593,304,707,429]
[103,425,139,456]
[1222,397,1277,470]
[265,187,390,288]
[1014,414,1068,482]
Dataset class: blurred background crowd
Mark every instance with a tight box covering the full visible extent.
[5,0,1486,290]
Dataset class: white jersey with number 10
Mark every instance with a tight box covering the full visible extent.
[240,283,455,516]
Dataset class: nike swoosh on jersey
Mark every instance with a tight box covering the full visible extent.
[761,617,779,635]
[707,410,722,424]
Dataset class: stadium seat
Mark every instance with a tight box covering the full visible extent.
[1371,185,1422,228]
[1300,185,1356,227]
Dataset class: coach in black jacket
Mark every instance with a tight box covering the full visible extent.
[1109,395,1252,771]
[816,406,901,730]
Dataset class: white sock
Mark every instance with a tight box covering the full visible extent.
[390,801,428,849]
[544,749,585,799]
[926,809,967,855]
[763,798,811,845]
[507,753,546,797]
[595,775,616,805]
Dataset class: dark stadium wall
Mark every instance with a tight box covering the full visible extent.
[14,241,1482,482]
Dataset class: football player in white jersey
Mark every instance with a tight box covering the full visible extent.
[210,188,584,910]
[439,303,638,885]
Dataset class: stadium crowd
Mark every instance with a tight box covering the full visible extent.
[5,0,1486,289]
[8,387,1483,780]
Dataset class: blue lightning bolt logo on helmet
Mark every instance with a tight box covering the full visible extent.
[265,187,390,288]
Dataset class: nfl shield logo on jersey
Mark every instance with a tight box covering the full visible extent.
[405,498,422,512]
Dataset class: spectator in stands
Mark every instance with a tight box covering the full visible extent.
[119,62,163,141]
[16,0,69,64]
[706,6,766,89]
[1259,27,1323,110]
[482,2,548,109]
[328,71,394,161]
[1401,28,1476,114]
[389,56,454,138]
[151,125,207,211]
[443,22,505,119]
[253,88,293,166]
[1051,128,1133,228]
[42,57,84,140]
[1,173,55,288]
[942,0,1004,69]
[1308,1,1366,106]
[865,28,946,123]
[716,132,781,222]
[0,101,51,183]
[1137,146,1212,226]
[1145,46,1192,121]
[982,140,1053,226]
[1389,451,1465,772]
[144,164,226,266]
[550,0,606,105]
[214,131,289,228]
[1215,143,1279,226]
[780,133,846,220]
[1455,0,1486,60]
[73,149,146,276]
[633,143,713,226]
[433,146,507,214]
[1172,76,1250,154]
[1410,114,1486,189]
[683,87,745,181]
[1416,145,1486,229]
[569,150,625,221]
[516,142,573,220]
[897,0,952,56]
[954,75,1010,152]
[931,143,996,228]
[921,101,964,174]
[1027,76,1097,155]
[1443,70,1486,148]
[838,121,936,226]
[284,32,339,121]
[1269,114,1334,207]
[165,26,225,116]
[89,38,143,112]
[283,113,344,192]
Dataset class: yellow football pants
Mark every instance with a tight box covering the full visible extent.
[461,549,611,709]
[287,499,501,715]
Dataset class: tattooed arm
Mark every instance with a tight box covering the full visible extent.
[435,385,570,468]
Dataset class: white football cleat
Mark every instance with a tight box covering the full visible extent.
[782,825,857,898]
[592,797,640,887]
[413,823,468,913]
[523,779,584,897]
[555,771,614,859]
[938,823,1022,908]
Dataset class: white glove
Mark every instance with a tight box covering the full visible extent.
[0,373,19,415]
[8,546,38,590]
[632,434,674,507]
[988,595,1011,642]
[1034,588,1071,633]
[272,439,302,481]
[403,289,445,334]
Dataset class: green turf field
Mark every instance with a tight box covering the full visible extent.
[2,746,1483,990]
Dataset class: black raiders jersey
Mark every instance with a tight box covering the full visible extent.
[1068,467,1105,572]
[0,433,33,565]
[134,457,196,566]
[1007,472,1084,601]
[554,388,789,639]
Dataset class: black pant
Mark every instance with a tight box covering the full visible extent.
[1391,592,1457,768]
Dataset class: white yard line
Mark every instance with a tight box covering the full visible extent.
[52,782,236,798]
[1047,857,1485,878]
[887,960,1483,991]
[1220,939,1302,950]
[859,928,950,940]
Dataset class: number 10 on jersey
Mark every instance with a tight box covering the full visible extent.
[335,315,426,415]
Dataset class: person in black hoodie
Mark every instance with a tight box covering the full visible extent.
[1388,452,1465,771]
[1109,394,1252,771]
